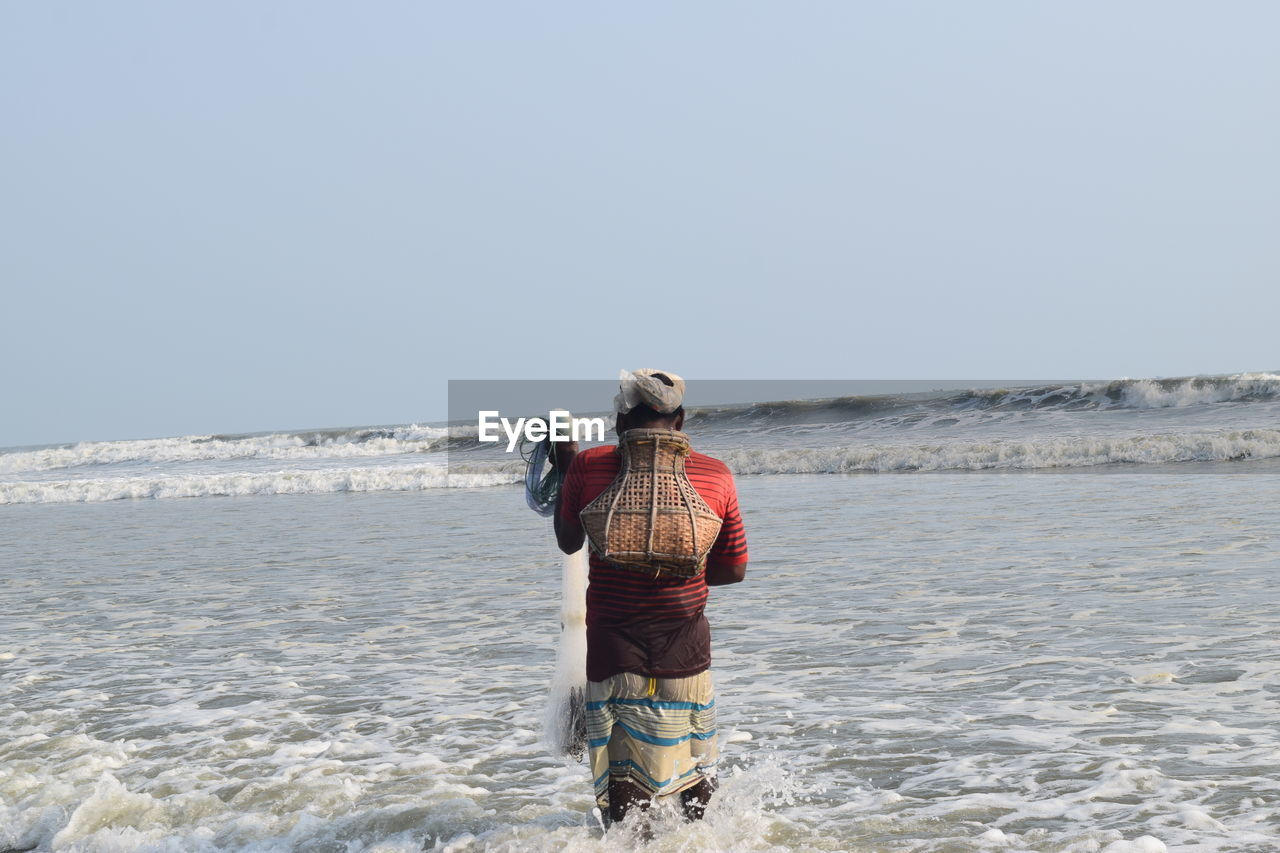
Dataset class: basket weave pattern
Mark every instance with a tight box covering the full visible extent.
[579,429,723,578]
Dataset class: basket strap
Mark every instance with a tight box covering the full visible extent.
[602,446,628,553]
[646,437,659,561]
[682,452,700,565]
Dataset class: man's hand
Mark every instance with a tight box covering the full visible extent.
[550,439,579,472]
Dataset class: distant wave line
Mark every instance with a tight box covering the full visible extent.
[0,463,520,505]
[0,425,453,475]
[686,373,1280,426]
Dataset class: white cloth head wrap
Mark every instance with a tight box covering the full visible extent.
[614,368,686,415]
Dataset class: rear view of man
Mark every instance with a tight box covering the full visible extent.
[554,369,749,826]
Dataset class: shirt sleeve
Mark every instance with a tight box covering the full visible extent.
[707,474,748,567]
[558,452,585,524]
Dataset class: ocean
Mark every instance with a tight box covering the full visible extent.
[3,375,1280,852]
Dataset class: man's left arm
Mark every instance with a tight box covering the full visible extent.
[705,478,748,586]
[554,441,586,554]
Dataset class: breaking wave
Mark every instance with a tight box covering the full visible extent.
[687,373,1280,426]
[0,463,520,505]
[6,373,1280,504]
[0,425,450,475]
[950,373,1280,412]
[721,429,1280,473]
[6,428,1278,504]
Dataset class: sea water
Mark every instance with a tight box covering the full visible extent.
[4,376,1280,851]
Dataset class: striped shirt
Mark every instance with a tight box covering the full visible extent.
[560,442,748,680]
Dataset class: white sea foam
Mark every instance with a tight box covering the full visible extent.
[7,428,1278,504]
[1109,373,1280,409]
[720,428,1280,473]
[0,463,519,504]
[0,425,451,475]
[6,475,1280,850]
[7,374,1280,507]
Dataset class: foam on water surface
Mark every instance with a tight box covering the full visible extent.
[0,463,519,505]
[3,468,1280,851]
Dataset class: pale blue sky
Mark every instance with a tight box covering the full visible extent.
[3,2,1277,447]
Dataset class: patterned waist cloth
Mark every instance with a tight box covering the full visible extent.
[585,670,719,809]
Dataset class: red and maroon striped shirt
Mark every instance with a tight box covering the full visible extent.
[560,442,748,681]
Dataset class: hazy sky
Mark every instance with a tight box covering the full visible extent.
[3,2,1277,447]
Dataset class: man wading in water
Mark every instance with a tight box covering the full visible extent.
[553,369,749,827]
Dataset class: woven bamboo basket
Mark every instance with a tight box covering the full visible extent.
[579,429,723,578]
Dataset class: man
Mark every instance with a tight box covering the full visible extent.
[553,369,749,826]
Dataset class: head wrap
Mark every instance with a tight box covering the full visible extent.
[614,368,686,415]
